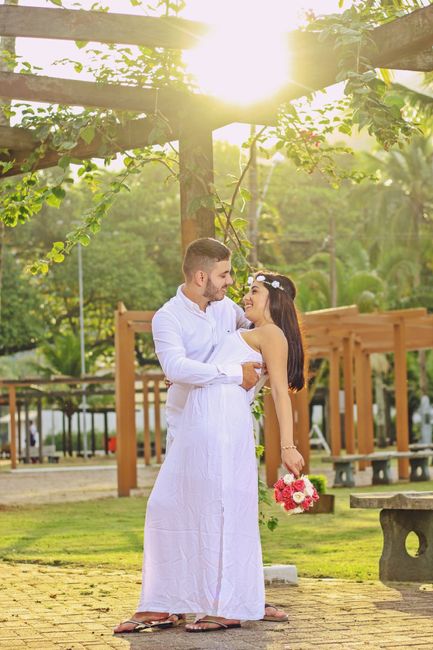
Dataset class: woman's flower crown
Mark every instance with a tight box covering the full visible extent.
[247,274,286,292]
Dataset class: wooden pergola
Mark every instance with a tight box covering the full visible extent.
[1,4,433,494]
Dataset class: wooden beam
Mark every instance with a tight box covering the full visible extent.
[292,388,310,474]
[179,121,215,250]
[354,340,368,469]
[264,385,281,488]
[342,336,355,454]
[2,118,164,177]
[0,5,208,49]
[388,50,433,72]
[329,346,341,457]
[394,320,410,479]
[363,352,375,456]
[0,125,35,150]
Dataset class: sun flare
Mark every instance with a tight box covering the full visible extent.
[184,3,293,105]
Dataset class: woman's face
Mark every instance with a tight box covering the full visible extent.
[243,280,271,323]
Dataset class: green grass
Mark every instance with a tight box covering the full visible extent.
[1,480,432,581]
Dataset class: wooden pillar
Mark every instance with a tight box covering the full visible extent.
[91,411,96,455]
[9,386,17,470]
[17,400,22,458]
[263,388,280,487]
[37,398,43,463]
[394,320,409,479]
[363,352,375,455]
[24,401,30,463]
[154,380,162,464]
[342,336,355,454]
[329,346,341,457]
[179,122,215,252]
[354,340,368,469]
[104,411,109,455]
[142,378,151,466]
[292,388,310,474]
[115,302,137,497]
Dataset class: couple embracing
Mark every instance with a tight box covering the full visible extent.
[114,237,306,634]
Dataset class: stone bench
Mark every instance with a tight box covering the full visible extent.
[350,491,433,582]
[329,451,433,487]
[20,445,61,464]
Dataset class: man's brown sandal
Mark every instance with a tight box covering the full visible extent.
[114,613,185,634]
[186,618,241,633]
[262,603,289,622]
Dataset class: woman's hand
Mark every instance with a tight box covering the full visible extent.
[281,448,305,478]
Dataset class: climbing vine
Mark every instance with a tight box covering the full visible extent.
[0,0,427,277]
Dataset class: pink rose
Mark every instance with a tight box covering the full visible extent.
[292,479,305,492]
[282,486,294,500]
[274,488,284,504]
[312,488,319,501]
[274,478,285,491]
[303,496,313,510]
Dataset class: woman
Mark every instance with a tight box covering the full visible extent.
[114,271,305,634]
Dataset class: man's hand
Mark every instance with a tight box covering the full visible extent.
[240,362,262,390]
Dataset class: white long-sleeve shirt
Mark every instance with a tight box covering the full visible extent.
[152,285,250,439]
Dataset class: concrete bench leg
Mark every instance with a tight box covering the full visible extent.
[379,509,433,582]
[333,462,355,488]
[371,459,391,485]
[409,458,430,482]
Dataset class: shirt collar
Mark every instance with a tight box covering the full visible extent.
[177,285,210,316]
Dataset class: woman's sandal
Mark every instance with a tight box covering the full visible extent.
[186,618,241,633]
[114,613,185,634]
[262,603,289,623]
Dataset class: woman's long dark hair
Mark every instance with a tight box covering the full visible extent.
[254,271,306,391]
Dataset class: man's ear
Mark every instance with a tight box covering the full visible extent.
[193,269,207,288]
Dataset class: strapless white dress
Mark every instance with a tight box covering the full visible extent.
[137,330,265,620]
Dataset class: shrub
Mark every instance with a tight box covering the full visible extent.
[308,474,327,495]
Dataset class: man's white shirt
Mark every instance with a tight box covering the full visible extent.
[152,286,250,445]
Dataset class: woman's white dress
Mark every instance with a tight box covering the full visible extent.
[137,329,265,620]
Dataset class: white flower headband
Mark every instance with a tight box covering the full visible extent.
[247,274,285,292]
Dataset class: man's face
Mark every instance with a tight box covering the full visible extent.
[203,259,234,301]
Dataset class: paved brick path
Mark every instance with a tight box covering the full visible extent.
[2,562,433,650]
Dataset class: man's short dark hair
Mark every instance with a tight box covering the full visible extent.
[182,238,231,279]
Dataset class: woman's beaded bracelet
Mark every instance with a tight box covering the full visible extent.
[281,444,297,450]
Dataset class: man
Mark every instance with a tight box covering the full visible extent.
[114,238,287,634]
[152,237,260,452]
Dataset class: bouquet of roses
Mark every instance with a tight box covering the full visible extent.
[273,473,319,514]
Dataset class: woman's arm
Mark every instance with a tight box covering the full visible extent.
[260,324,305,477]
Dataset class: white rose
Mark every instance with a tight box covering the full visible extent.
[256,274,266,282]
[293,491,305,504]
[283,473,294,485]
[271,280,280,288]
[305,484,314,497]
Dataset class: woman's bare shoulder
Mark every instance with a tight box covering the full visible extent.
[258,323,287,345]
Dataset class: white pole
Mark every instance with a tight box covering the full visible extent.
[77,244,88,459]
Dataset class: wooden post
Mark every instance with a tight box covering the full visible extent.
[115,302,137,497]
[329,346,341,457]
[17,400,21,458]
[91,411,95,455]
[154,379,162,464]
[263,388,280,487]
[354,340,368,469]
[342,336,355,454]
[394,320,409,479]
[9,386,17,469]
[24,401,30,463]
[37,398,43,463]
[363,352,375,456]
[179,122,215,252]
[142,378,151,466]
[292,388,310,474]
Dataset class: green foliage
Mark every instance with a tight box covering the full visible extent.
[308,474,328,495]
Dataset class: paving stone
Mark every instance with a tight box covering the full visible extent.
[3,562,433,650]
